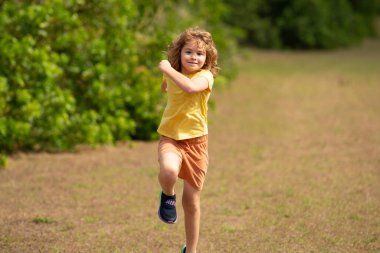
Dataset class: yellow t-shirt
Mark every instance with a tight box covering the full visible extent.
[157,69,214,140]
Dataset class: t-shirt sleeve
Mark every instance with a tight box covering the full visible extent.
[199,70,214,90]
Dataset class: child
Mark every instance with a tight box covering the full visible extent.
[157,27,218,253]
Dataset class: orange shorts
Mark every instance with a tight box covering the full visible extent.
[158,135,209,191]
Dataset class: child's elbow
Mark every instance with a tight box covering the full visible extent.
[184,86,199,94]
[185,88,197,94]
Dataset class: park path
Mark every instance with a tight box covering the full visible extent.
[1,40,380,252]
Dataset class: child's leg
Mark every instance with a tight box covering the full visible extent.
[182,181,201,253]
[158,152,181,195]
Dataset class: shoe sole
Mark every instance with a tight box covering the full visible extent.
[157,208,177,224]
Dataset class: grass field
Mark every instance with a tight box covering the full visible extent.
[1,39,380,253]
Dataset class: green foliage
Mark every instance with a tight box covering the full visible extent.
[0,0,236,156]
[1,0,138,152]
[278,0,364,49]
[0,153,7,168]
[348,0,379,36]
[223,0,378,49]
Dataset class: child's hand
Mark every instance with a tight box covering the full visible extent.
[158,60,172,73]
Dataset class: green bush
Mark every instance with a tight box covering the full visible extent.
[278,0,365,49]
[0,0,140,152]
[223,0,378,49]
[348,0,379,36]
[0,0,236,155]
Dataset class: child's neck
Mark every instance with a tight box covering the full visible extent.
[182,69,202,76]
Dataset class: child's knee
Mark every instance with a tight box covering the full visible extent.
[182,198,200,213]
[159,152,181,175]
[160,165,179,179]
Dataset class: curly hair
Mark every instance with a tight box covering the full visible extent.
[167,27,219,77]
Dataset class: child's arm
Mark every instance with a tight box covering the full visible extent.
[158,60,209,94]
[161,79,168,93]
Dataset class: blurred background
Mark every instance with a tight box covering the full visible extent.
[1,0,379,164]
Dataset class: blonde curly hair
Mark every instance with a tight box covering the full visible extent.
[167,27,219,77]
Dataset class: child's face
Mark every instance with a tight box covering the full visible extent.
[180,40,206,75]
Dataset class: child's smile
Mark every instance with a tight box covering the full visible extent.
[180,41,206,75]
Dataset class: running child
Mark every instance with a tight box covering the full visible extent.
[157,27,219,253]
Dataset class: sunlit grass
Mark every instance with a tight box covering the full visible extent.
[1,39,380,253]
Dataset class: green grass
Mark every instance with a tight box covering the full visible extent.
[32,216,55,224]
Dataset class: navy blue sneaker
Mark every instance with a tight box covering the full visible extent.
[181,245,186,253]
[158,192,177,224]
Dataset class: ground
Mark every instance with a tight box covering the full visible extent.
[1,40,380,253]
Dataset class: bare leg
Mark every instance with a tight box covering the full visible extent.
[182,181,201,253]
[158,152,181,196]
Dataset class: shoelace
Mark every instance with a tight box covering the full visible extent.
[165,199,176,206]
